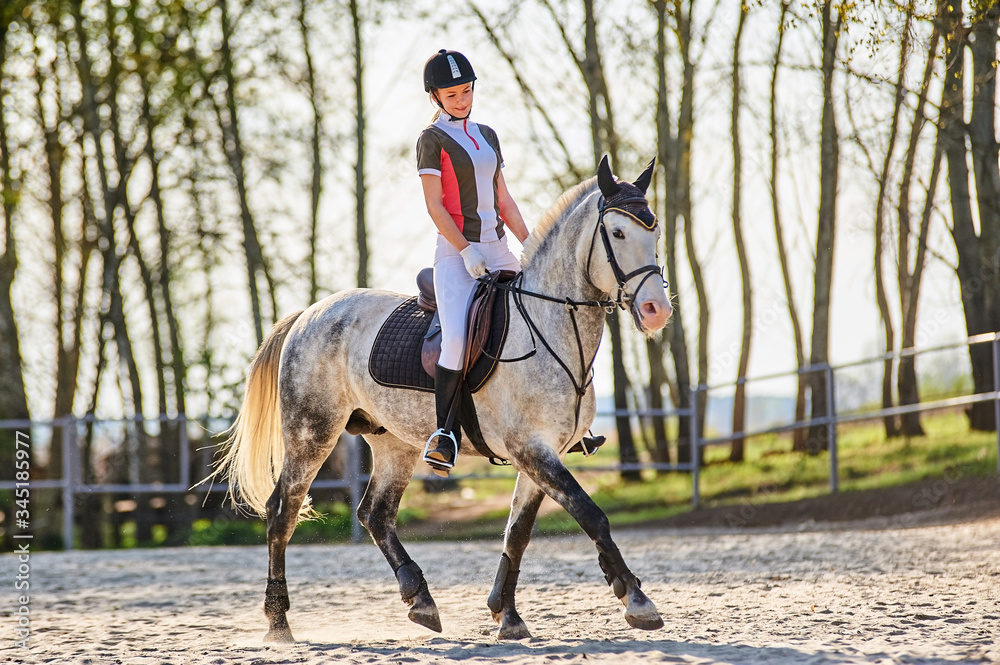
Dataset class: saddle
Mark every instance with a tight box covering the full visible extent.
[416,268,517,379]
[368,269,516,394]
[368,268,607,462]
[368,269,516,465]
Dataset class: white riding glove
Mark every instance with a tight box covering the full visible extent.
[460,244,488,279]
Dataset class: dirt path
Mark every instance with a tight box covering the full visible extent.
[3,516,999,664]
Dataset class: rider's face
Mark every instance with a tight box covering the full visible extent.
[435,83,473,119]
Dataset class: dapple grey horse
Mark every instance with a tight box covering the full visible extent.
[212,157,672,642]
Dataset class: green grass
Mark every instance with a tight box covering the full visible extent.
[540,409,997,531]
[429,409,997,537]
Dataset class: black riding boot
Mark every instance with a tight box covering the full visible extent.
[422,364,463,477]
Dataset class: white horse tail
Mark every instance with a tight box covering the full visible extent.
[213,310,306,519]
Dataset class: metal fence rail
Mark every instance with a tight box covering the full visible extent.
[688,332,1000,507]
[2,333,998,549]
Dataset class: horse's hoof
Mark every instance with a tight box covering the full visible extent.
[496,620,532,640]
[263,626,295,643]
[624,611,664,630]
[408,597,443,633]
[492,609,532,640]
[623,591,664,631]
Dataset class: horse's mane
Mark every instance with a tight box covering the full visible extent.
[520,177,598,268]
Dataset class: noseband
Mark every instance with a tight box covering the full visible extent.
[587,193,668,313]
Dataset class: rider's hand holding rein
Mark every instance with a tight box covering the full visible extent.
[460,245,488,278]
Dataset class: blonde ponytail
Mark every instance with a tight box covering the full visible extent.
[428,91,442,123]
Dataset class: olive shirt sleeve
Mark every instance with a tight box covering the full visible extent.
[416,128,442,176]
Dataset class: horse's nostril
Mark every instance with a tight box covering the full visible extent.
[641,300,671,323]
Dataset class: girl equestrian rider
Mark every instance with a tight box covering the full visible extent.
[417,49,529,476]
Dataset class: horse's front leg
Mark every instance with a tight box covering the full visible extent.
[513,442,664,631]
[489,472,545,639]
[358,433,442,632]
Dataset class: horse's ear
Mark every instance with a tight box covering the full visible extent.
[633,158,655,194]
[597,155,620,198]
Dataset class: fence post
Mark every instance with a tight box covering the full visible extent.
[179,415,190,489]
[349,435,364,543]
[62,417,76,551]
[993,336,1000,474]
[826,364,838,494]
[691,385,700,509]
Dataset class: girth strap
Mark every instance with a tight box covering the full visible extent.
[459,381,509,466]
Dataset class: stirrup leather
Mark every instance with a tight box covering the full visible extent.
[422,428,458,469]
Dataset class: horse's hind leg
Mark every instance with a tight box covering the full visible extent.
[489,472,545,640]
[514,441,664,631]
[264,424,345,643]
[357,432,442,633]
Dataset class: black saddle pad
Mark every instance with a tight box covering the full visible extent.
[368,294,510,393]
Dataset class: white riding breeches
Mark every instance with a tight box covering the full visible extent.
[433,235,522,370]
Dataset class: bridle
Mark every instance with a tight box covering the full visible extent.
[480,189,669,454]
[587,192,669,312]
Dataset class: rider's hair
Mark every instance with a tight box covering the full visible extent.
[429,91,442,123]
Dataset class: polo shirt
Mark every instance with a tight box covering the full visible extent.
[416,112,505,242]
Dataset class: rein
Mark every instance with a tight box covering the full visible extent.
[476,193,669,448]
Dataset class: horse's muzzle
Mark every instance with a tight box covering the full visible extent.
[634,297,671,334]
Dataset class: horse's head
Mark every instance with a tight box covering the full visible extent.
[587,156,672,335]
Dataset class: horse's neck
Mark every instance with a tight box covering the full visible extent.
[519,217,608,374]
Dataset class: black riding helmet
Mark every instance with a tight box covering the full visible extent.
[423,49,476,93]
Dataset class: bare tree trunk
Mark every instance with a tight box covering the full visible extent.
[968,4,1000,285]
[0,12,31,553]
[941,0,997,431]
[215,0,276,345]
[80,320,110,549]
[70,1,150,546]
[872,3,918,440]
[654,0,690,470]
[893,3,938,438]
[676,0,708,464]
[768,0,808,452]
[965,2,1000,429]
[140,93,188,421]
[899,143,943,423]
[349,0,369,289]
[540,0,638,478]
[644,336,671,466]
[299,0,324,302]
[728,3,751,463]
[806,1,841,454]
[28,19,78,518]
[32,28,79,423]
[0,16,29,426]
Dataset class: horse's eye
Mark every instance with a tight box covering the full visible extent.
[613,229,625,239]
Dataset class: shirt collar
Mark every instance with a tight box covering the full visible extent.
[437,111,469,123]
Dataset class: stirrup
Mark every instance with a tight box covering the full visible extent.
[423,428,458,476]
[569,434,606,457]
